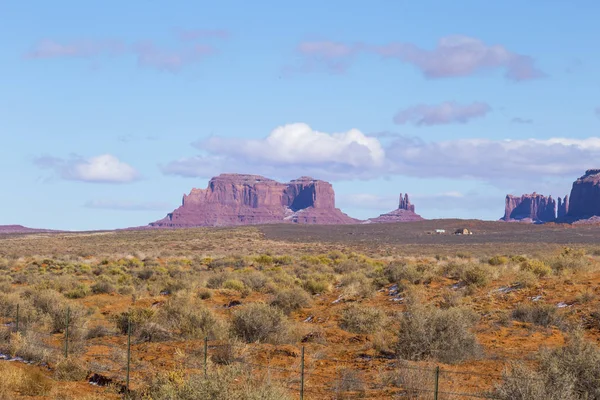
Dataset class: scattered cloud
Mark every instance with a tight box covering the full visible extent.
[84,199,171,211]
[25,30,221,72]
[595,107,600,117]
[132,41,215,72]
[386,136,600,180]
[511,117,533,124]
[290,35,543,81]
[24,39,125,59]
[393,102,491,126]
[373,36,543,81]
[287,41,361,74]
[163,122,600,185]
[35,154,139,183]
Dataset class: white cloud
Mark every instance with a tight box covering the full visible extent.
[394,102,491,126]
[35,154,139,183]
[162,122,600,186]
[200,123,385,168]
[387,136,600,179]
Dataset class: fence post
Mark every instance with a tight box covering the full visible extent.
[126,317,131,393]
[203,337,208,379]
[15,303,19,333]
[434,366,440,400]
[64,307,70,358]
[300,346,305,400]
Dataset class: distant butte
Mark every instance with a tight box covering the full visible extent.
[567,169,600,220]
[366,193,425,223]
[501,193,556,223]
[150,174,358,227]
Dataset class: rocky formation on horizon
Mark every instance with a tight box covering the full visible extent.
[0,225,57,234]
[501,193,556,223]
[567,169,600,220]
[150,174,358,227]
[557,195,569,219]
[367,193,425,223]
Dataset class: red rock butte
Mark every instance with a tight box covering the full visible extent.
[501,193,557,223]
[568,169,600,220]
[367,193,424,223]
[150,174,358,227]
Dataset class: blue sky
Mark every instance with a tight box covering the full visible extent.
[1,0,599,230]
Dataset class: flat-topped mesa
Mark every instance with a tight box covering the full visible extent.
[567,169,600,219]
[150,173,357,227]
[502,193,556,222]
[398,193,415,213]
[367,192,424,223]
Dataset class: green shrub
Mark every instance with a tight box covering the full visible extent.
[520,259,552,277]
[143,365,292,400]
[493,333,600,399]
[462,264,491,287]
[384,262,423,284]
[512,303,562,328]
[231,303,289,344]
[159,294,226,339]
[303,277,331,295]
[396,304,480,364]
[489,256,509,266]
[54,357,88,381]
[91,278,116,294]
[270,287,311,315]
[340,305,386,334]
[222,279,247,293]
[238,271,268,292]
[64,284,91,299]
[114,307,155,335]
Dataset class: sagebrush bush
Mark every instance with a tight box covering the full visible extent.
[114,307,155,335]
[303,276,331,295]
[159,294,226,339]
[512,303,562,328]
[384,262,423,284]
[270,287,311,315]
[340,304,386,334]
[396,304,480,364]
[143,365,292,400]
[488,255,509,266]
[520,259,552,277]
[493,333,600,400]
[231,303,289,344]
[54,357,88,381]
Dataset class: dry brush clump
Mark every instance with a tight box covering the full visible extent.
[231,303,292,344]
[492,333,600,399]
[339,304,386,335]
[396,302,481,364]
[139,364,292,400]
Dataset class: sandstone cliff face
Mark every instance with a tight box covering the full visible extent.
[557,195,569,219]
[502,193,556,222]
[567,169,600,219]
[367,193,424,223]
[150,174,357,227]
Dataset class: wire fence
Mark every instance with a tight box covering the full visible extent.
[0,307,527,399]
